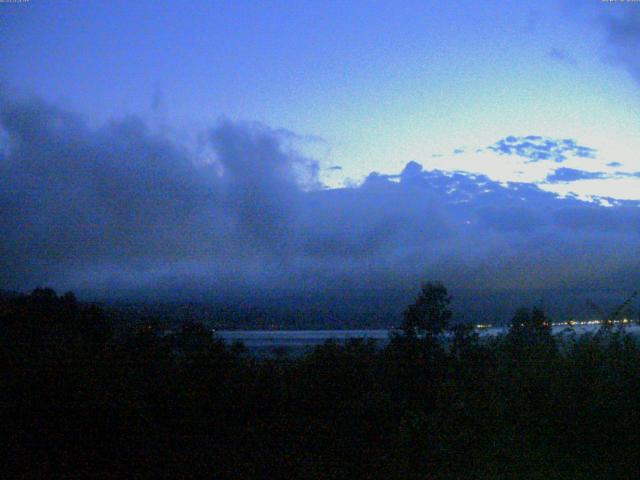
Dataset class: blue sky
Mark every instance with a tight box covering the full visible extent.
[1,0,640,312]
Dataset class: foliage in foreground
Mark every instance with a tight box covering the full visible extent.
[2,286,640,479]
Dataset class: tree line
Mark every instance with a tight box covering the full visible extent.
[2,284,640,478]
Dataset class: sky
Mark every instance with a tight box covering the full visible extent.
[1,0,639,319]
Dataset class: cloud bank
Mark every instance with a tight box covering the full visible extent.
[1,95,639,317]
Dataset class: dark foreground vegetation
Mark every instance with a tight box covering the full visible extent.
[3,284,640,479]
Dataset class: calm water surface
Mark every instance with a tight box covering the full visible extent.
[217,325,640,356]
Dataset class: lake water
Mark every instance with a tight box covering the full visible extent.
[217,329,389,356]
[217,324,640,356]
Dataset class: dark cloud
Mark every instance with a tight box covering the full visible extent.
[546,167,609,183]
[488,135,596,163]
[553,204,640,232]
[476,206,543,232]
[607,161,623,167]
[0,95,319,291]
[1,95,639,312]
[602,8,640,83]
[548,47,577,65]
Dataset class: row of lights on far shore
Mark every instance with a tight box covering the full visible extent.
[474,319,634,330]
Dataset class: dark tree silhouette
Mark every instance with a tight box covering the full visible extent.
[449,322,478,358]
[508,307,550,338]
[5,285,640,478]
[401,281,452,339]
